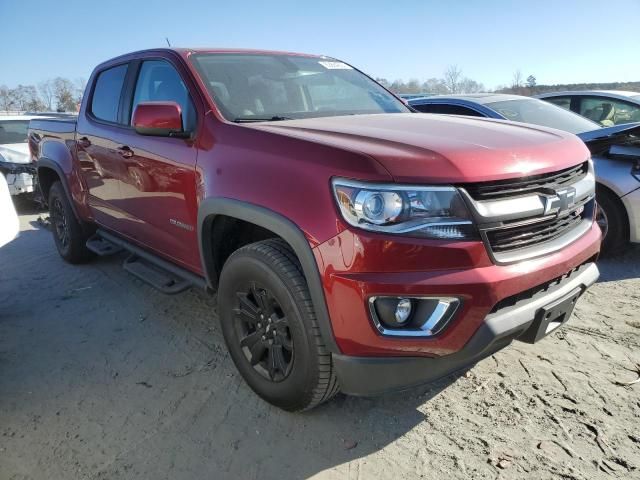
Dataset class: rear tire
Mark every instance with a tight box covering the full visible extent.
[48,181,94,264]
[217,239,339,411]
[596,186,628,255]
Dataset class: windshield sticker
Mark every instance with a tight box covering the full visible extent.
[318,61,353,70]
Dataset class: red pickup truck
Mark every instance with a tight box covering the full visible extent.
[29,48,601,411]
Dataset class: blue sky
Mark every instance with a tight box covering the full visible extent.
[1,0,639,89]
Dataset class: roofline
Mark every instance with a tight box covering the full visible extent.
[93,47,331,71]
[536,90,640,99]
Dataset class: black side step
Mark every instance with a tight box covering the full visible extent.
[123,254,192,294]
[86,235,123,256]
[95,229,207,294]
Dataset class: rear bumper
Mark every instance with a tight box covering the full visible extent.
[334,262,599,396]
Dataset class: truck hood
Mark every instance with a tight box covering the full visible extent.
[0,143,31,165]
[247,113,590,183]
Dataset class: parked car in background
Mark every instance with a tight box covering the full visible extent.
[398,93,434,100]
[0,173,19,247]
[30,48,601,411]
[409,94,640,253]
[536,91,640,127]
[0,115,55,199]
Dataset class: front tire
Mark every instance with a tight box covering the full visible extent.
[217,239,339,411]
[48,181,94,264]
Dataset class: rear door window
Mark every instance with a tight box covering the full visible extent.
[578,97,640,126]
[91,64,128,123]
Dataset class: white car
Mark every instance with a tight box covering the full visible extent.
[0,173,19,247]
[536,91,640,127]
[0,115,52,197]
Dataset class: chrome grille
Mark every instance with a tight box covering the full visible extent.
[463,162,588,201]
[458,160,595,264]
[487,206,586,253]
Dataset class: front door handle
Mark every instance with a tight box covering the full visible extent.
[117,146,134,158]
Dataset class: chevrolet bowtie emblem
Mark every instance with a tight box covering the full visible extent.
[543,187,577,216]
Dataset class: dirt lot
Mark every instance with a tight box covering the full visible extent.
[1,210,639,480]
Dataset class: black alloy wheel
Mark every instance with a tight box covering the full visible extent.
[234,282,294,382]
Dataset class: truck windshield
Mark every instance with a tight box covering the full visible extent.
[0,120,29,144]
[190,53,408,122]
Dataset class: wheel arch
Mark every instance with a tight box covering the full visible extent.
[198,198,339,353]
[36,158,79,219]
[597,181,630,241]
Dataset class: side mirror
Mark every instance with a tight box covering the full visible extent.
[132,101,189,138]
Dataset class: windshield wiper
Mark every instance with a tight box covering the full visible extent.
[233,116,293,123]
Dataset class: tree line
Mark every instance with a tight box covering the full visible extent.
[377,65,486,95]
[378,66,640,96]
[2,69,639,112]
[0,78,86,113]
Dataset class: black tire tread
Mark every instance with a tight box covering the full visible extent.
[225,238,339,410]
[48,181,94,264]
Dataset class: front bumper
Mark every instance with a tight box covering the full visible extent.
[0,162,36,196]
[334,262,599,395]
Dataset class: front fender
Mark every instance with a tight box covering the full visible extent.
[197,197,340,354]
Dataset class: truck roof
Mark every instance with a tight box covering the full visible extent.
[100,47,327,67]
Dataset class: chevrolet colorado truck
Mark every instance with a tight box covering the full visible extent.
[29,48,601,411]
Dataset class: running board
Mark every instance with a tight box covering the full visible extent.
[123,254,192,294]
[86,235,123,256]
[95,229,207,294]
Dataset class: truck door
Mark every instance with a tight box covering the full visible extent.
[107,58,201,272]
[76,63,130,230]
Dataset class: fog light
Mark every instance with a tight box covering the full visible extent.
[369,296,460,337]
[395,298,412,324]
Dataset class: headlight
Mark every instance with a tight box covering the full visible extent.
[332,178,477,239]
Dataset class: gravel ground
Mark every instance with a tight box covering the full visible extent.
[1,211,639,480]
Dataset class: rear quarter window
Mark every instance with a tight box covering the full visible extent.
[91,64,128,123]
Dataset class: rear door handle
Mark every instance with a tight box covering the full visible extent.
[117,146,134,158]
[77,136,91,148]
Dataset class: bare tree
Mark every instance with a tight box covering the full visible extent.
[375,77,391,88]
[15,85,44,111]
[74,77,87,104]
[405,79,422,94]
[443,65,463,94]
[422,78,448,94]
[511,69,523,89]
[38,80,55,110]
[0,85,13,112]
[459,78,485,94]
[53,77,76,112]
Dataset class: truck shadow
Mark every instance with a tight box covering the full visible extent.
[0,225,466,479]
[596,244,640,282]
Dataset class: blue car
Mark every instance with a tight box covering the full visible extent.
[408,93,602,134]
[409,94,640,255]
